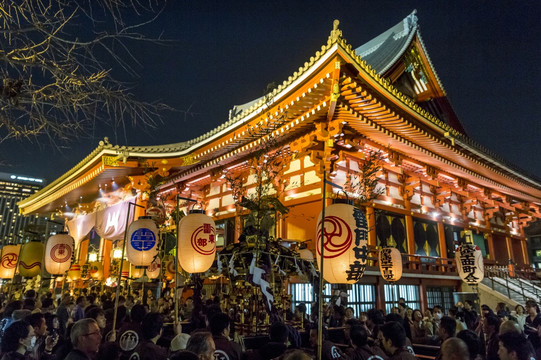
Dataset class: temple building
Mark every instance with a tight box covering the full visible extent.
[18,11,541,312]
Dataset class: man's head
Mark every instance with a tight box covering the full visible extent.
[269,322,289,343]
[525,300,539,316]
[85,306,106,329]
[441,337,469,360]
[456,330,481,360]
[209,313,231,337]
[483,314,501,336]
[350,324,369,347]
[433,305,444,320]
[499,320,522,335]
[439,316,457,340]
[379,321,406,355]
[141,312,163,341]
[463,300,473,310]
[498,332,532,360]
[25,313,47,336]
[76,296,86,307]
[71,318,102,354]
[186,332,215,360]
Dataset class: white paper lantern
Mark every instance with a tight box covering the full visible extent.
[178,210,216,273]
[316,201,368,284]
[89,262,104,280]
[126,216,159,267]
[379,247,403,282]
[131,264,145,278]
[455,243,484,285]
[147,257,161,279]
[0,244,21,279]
[45,233,74,275]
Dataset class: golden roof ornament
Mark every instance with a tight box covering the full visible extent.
[328,19,343,44]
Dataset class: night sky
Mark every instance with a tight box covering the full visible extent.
[1,0,540,184]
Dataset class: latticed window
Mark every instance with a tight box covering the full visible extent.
[384,284,420,313]
[290,283,376,317]
[376,211,407,252]
[426,286,455,312]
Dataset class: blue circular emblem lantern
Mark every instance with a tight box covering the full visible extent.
[126,216,159,267]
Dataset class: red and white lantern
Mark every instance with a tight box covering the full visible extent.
[45,232,74,275]
[178,210,216,273]
[67,264,81,281]
[147,257,161,279]
[379,247,403,282]
[126,216,159,267]
[456,243,484,285]
[146,206,166,225]
[0,244,21,279]
[316,201,368,284]
[19,241,44,278]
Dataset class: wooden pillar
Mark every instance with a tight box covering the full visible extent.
[419,279,427,311]
[405,214,415,254]
[505,236,513,260]
[367,206,376,247]
[437,221,447,272]
[376,277,386,310]
[234,215,242,243]
[486,233,495,261]
[521,239,530,265]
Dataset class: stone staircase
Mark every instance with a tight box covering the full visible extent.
[481,275,541,304]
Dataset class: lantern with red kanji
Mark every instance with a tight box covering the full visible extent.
[19,241,44,278]
[126,216,159,267]
[45,232,74,275]
[379,247,403,282]
[0,244,21,279]
[178,210,216,273]
[455,243,484,285]
[316,200,368,284]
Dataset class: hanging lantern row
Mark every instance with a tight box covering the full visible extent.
[316,200,369,284]
[379,247,403,282]
[455,243,484,285]
[178,210,216,274]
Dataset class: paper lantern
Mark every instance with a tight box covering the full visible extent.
[146,206,166,225]
[147,257,161,279]
[121,261,130,278]
[455,243,484,285]
[19,241,44,278]
[178,210,216,273]
[316,201,368,284]
[379,247,403,282]
[131,264,145,278]
[0,244,21,279]
[45,233,74,275]
[163,255,175,281]
[89,262,104,280]
[67,264,81,281]
[126,216,159,267]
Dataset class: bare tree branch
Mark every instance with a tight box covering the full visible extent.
[0,0,171,144]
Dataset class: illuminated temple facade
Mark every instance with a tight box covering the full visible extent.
[18,11,541,310]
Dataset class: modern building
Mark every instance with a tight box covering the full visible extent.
[18,11,541,311]
[0,172,46,244]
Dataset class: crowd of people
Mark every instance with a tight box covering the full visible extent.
[0,288,538,360]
